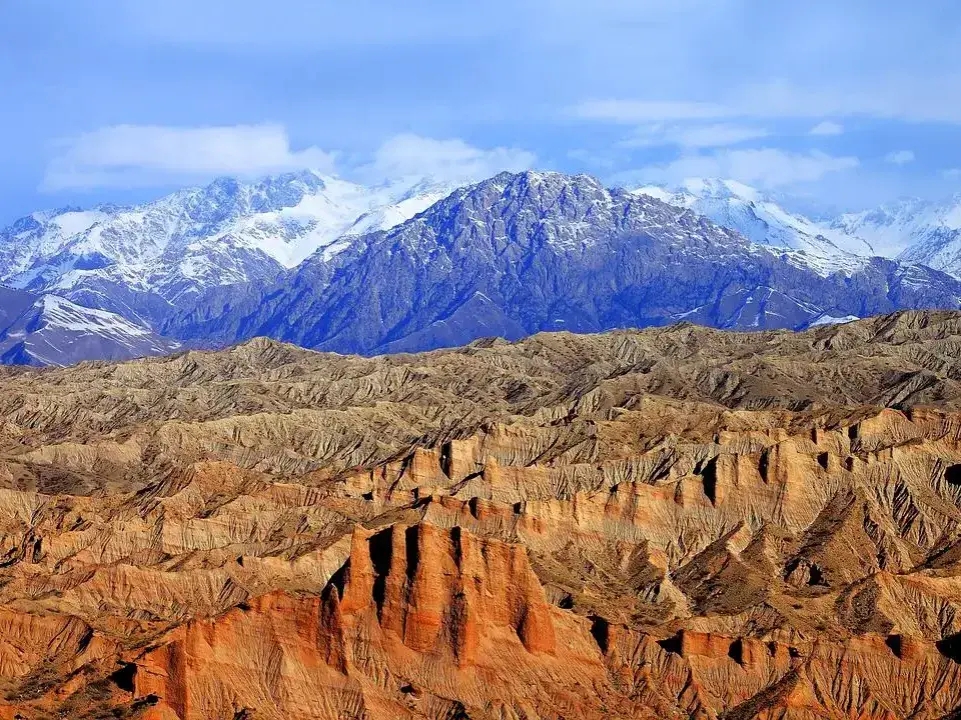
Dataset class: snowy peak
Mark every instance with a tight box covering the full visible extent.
[0,171,464,312]
[680,177,763,203]
[632,178,876,273]
[831,195,961,275]
[0,288,177,367]
[353,170,756,263]
[640,181,961,280]
[35,294,155,339]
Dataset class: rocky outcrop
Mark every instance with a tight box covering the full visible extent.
[6,315,961,716]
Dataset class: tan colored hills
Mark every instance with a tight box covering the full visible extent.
[5,311,961,717]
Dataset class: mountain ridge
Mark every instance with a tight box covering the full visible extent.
[5,311,961,717]
[0,171,459,326]
[0,286,177,366]
[6,169,961,365]
[168,170,961,355]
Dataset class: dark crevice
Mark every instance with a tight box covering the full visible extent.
[807,563,827,587]
[446,701,471,720]
[108,662,137,693]
[405,526,420,583]
[589,615,610,654]
[758,450,769,482]
[369,528,393,576]
[369,529,393,616]
[76,627,94,654]
[439,442,453,478]
[328,563,349,598]
[937,633,961,663]
[699,458,718,505]
[131,695,160,711]
[657,632,683,656]
[885,634,904,659]
[945,465,961,487]
[451,526,463,568]
[816,452,829,471]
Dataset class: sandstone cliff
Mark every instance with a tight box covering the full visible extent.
[4,312,961,717]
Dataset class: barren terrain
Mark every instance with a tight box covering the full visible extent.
[2,312,961,717]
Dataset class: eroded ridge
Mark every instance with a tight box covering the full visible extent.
[3,312,961,717]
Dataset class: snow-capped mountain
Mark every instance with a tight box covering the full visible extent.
[0,172,460,325]
[831,195,961,276]
[0,287,177,366]
[6,169,961,366]
[633,178,876,274]
[170,171,961,354]
[636,180,961,281]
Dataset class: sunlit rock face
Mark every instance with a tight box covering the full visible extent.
[6,313,961,717]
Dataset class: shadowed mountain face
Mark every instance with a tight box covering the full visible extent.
[168,172,961,355]
[0,286,177,366]
[6,312,961,717]
[5,171,961,366]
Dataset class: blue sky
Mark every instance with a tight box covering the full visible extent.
[2,0,961,221]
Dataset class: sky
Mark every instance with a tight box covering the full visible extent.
[2,0,961,222]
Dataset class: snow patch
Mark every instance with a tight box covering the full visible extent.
[809,314,859,327]
[38,295,153,338]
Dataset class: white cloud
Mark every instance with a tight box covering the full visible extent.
[809,121,844,136]
[622,123,769,149]
[359,134,536,185]
[43,124,336,191]
[574,76,961,126]
[42,126,538,192]
[574,100,733,123]
[625,148,859,189]
[566,149,618,170]
[735,78,961,124]
[884,150,915,165]
[945,168,961,180]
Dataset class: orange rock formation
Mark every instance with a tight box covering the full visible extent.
[3,312,961,717]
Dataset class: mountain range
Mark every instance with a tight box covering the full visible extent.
[0,286,176,366]
[4,170,961,365]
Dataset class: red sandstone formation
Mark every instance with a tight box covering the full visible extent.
[3,312,961,717]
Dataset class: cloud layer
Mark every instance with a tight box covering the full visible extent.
[361,134,536,185]
[622,123,770,149]
[885,150,916,166]
[44,126,536,192]
[44,124,336,191]
[574,76,961,125]
[623,148,859,190]
[809,121,844,136]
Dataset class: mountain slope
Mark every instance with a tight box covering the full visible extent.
[169,171,961,354]
[0,172,459,326]
[634,178,877,269]
[8,171,961,366]
[0,288,177,366]
[832,195,961,276]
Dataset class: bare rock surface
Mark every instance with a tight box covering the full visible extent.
[5,312,961,716]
